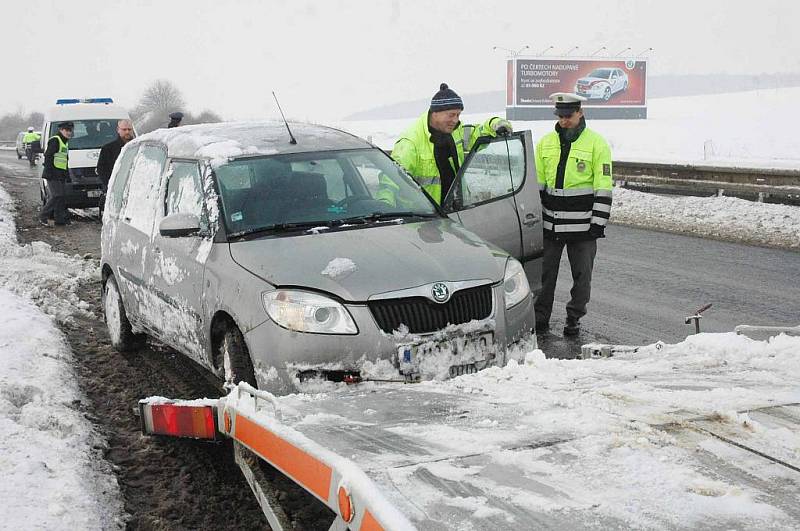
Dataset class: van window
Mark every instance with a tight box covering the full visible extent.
[165,161,205,220]
[106,145,139,217]
[121,145,167,234]
[48,119,120,149]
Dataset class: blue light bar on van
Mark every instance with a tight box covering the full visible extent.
[55,98,114,105]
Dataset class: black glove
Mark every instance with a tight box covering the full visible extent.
[491,118,513,137]
[589,223,605,239]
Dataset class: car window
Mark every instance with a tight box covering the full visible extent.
[214,149,437,234]
[48,119,121,150]
[290,159,347,202]
[121,144,167,234]
[106,144,139,217]
[453,136,526,208]
[165,161,205,219]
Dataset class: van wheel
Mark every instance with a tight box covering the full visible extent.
[220,326,257,387]
[103,274,140,351]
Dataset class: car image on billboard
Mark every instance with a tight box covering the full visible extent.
[575,67,629,101]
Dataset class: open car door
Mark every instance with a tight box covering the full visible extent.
[442,130,543,296]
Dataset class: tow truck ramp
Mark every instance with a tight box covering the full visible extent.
[140,352,800,531]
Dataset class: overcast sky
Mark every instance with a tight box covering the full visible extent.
[3,0,798,122]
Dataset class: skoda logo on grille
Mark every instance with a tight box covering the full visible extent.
[431,282,450,303]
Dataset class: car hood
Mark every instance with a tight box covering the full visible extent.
[228,219,507,301]
[577,76,607,83]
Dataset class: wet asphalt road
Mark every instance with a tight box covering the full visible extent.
[1,148,799,359]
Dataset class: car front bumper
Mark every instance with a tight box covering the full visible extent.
[244,283,536,393]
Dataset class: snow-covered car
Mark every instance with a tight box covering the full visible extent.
[100,122,543,394]
[575,67,629,101]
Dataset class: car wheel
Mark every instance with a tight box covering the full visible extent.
[220,325,257,387]
[603,86,612,101]
[103,274,141,351]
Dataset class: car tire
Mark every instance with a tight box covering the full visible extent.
[103,274,141,351]
[220,325,257,387]
[603,86,612,101]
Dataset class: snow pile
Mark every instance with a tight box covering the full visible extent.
[0,187,124,527]
[0,188,99,324]
[392,332,800,527]
[321,257,357,279]
[611,186,800,248]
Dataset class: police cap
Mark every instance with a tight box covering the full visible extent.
[58,121,74,130]
[549,92,587,117]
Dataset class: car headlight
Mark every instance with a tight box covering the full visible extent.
[503,258,531,309]
[263,290,358,334]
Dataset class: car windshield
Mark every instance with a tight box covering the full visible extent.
[49,119,122,150]
[588,68,613,79]
[215,148,439,237]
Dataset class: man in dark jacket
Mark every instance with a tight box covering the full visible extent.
[39,122,74,226]
[167,111,183,128]
[96,119,135,216]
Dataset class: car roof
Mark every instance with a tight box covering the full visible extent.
[130,121,373,164]
[45,103,131,121]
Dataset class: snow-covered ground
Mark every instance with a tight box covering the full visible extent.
[0,88,798,527]
[0,187,124,529]
[335,87,800,169]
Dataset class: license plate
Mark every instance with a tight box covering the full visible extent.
[397,332,494,380]
[87,190,102,198]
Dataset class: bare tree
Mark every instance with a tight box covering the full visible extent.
[131,79,186,133]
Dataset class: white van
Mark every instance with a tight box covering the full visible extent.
[40,98,134,208]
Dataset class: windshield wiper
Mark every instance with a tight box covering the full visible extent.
[336,211,439,225]
[228,220,334,239]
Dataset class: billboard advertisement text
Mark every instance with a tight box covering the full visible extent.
[513,59,647,107]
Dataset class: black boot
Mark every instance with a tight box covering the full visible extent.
[563,317,580,336]
[535,320,550,333]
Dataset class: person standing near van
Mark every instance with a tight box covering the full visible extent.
[167,111,183,128]
[39,121,74,226]
[96,119,135,217]
[533,93,612,337]
[23,127,41,167]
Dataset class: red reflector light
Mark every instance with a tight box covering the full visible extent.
[148,404,217,439]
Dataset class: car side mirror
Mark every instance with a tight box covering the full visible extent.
[159,212,201,237]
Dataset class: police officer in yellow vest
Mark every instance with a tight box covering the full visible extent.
[23,127,41,167]
[534,93,612,336]
[39,121,74,226]
[384,83,512,206]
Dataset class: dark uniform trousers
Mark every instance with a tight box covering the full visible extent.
[40,179,68,224]
[534,237,597,324]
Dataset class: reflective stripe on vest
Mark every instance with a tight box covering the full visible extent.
[462,124,474,153]
[51,135,68,170]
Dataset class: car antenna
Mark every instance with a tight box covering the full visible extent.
[272,91,297,145]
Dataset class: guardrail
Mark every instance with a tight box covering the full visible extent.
[0,140,16,147]
[613,161,800,206]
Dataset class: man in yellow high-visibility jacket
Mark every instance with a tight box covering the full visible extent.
[385,83,512,207]
[534,93,613,336]
[23,127,41,167]
[39,121,74,226]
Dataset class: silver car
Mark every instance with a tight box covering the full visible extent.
[100,122,543,393]
[575,67,629,101]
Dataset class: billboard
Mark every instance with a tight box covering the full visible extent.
[506,58,647,120]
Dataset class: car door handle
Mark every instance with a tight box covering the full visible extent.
[522,213,540,226]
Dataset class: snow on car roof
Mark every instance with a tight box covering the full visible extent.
[132,121,372,166]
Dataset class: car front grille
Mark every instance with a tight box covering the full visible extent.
[368,284,493,334]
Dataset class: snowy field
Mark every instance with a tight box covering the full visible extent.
[335,87,800,170]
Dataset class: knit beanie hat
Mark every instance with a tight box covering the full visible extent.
[430,83,464,112]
